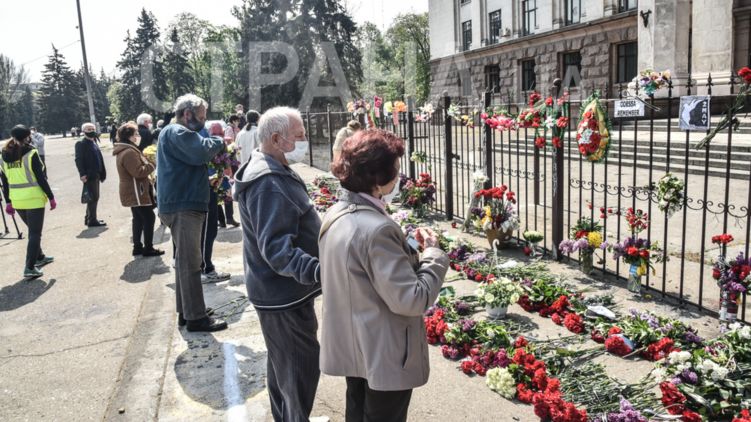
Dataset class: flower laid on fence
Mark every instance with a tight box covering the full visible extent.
[475,277,524,317]
[415,103,435,122]
[558,216,607,275]
[469,185,519,246]
[628,69,671,97]
[346,99,369,115]
[447,103,477,128]
[654,322,750,420]
[576,92,612,162]
[696,67,751,149]
[480,106,518,131]
[398,172,436,218]
[712,250,750,325]
[655,173,685,218]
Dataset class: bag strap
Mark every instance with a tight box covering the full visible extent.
[319,203,381,242]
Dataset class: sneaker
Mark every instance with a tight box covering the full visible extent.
[23,267,43,279]
[201,270,231,283]
[142,247,165,257]
[186,316,228,332]
[35,256,54,267]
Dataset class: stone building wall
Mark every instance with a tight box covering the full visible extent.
[429,13,638,104]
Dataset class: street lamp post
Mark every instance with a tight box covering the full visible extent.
[76,0,97,129]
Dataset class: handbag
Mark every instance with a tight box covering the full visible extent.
[81,184,92,204]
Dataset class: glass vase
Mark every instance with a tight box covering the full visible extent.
[628,264,642,294]
[719,289,739,327]
[580,251,594,276]
[528,242,542,259]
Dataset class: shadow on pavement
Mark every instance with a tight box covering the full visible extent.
[0,278,57,312]
[173,333,266,410]
[120,257,171,283]
[76,226,108,238]
[216,227,242,244]
[208,286,250,325]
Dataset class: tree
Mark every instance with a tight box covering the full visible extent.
[37,46,82,135]
[233,0,362,111]
[385,13,431,104]
[115,9,168,120]
[356,22,400,99]
[0,54,29,137]
[164,28,195,102]
[16,86,35,127]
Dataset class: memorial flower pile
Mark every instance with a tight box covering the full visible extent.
[468,185,519,234]
[655,323,751,419]
[398,172,436,217]
[307,175,340,213]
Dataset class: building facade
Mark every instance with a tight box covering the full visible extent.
[429,0,750,103]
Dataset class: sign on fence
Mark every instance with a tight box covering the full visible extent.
[614,99,645,118]
[679,96,711,131]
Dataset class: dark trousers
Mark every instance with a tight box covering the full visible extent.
[345,378,412,422]
[84,177,100,224]
[131,206,156,248]
[159,211,207,321]
[256,301,320,422]
[17,208,45,270]
[218,200,235,225]
[201,190,218,274]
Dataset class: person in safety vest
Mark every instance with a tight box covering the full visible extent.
[1,125,57,279]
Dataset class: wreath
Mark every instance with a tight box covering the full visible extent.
[655,172,684,218]
[576,92,612,163]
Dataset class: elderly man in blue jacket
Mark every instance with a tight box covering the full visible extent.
[233,106,321,421]
[157,94,226,332]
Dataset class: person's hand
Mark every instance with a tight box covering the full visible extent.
[209,122,224,137]
[415,227,439,249]
[49,199,57,211]
[5,203,14,215]
[80,175,88,183]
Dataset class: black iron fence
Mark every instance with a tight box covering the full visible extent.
[302,75,750,322]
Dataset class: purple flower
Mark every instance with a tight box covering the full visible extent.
[671,376,682,385]
[680,369,699,385]
[460,319,475,333]
[683,329,704,344]
[606,398,647,422]
[575,238,589,250]
[454,300,471,315]
[493,349,510,368]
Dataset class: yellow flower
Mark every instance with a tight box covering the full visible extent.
[637,263,647,276]
[587,231,603,248]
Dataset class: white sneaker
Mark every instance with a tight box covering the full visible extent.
[309,417,330,422]
[202,270,231,283]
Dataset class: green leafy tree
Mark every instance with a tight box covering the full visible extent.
[16,86,35,127]
[37,46,82,135]
[164,28,195,103]
[0,55,29,137]
[385,13,431,104]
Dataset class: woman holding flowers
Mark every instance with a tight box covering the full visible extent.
[319,129,449,421]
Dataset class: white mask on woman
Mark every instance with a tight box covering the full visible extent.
[380,177,400,203]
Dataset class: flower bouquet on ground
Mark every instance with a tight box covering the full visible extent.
[592,308,703,361]
[468,184,519,247]
[398,173,436,218]
[611,208,665,294]
[654,323,751,420]
[523,230,544,258]
[711,233,749,326]
[475,277,524,319]
[307,175,340,213]
[558,217,607,276]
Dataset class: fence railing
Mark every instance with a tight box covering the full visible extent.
[301,76,750,322]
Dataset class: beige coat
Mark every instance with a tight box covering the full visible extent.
[113,142,155,207]
[318,190,449,391]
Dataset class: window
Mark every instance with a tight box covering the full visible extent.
[521,59,536,91]
[618,0,637,12]
[564,0,581,25]
[561,52,582,87]
[459,69,473,97]
[616,42,638,83]
[484,65,500,92]
[462,21,472,51]
[489,10,502,44]
[460,0,471,5]
[522,0,537,36]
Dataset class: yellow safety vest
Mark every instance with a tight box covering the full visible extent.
[2,149,47,209]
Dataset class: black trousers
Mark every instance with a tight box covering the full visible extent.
[84,177,100,224]
[256,301,320,422]
[200,190,218,274]
[345,377,412,422]
[17,208,45,270]
[131,206,156,248]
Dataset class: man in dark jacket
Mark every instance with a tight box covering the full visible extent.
[75,122,106,227]
[157,94,226,333]
[233,106,321,421]
[136,113,154,152]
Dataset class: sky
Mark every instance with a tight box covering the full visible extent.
[0,0,428,82]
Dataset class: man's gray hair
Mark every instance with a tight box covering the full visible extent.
[173,94,208,118]
[136,113,152,126]
[81,122,95,131]
[257,106,303,143]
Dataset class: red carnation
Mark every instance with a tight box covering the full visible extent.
[535,136,546,149]
[460,360,474,374]
[545,97,554,106]
[605,335,632,356]
[627,246,640,257]
[682,410,703,422]
[552,136,562,148]
[733,409,751,422]
[514,336,529,348]
[660,381,687,415]
[523,246,532,256]
[551,313,563,325]
[564,313,584,334]
[516,383,534,403]
[556,116,569,128]
[644,337,676,361]
[607,326,622,336]
[474,273,484,282]
[739,67,751,85]
[451,222,457,229]
[590,330,606,343]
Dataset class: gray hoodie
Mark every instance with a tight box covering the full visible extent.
[233,149,321,310]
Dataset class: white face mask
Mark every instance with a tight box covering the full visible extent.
[283,139,309,163]
[380,176,401,203]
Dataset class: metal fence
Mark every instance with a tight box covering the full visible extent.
[302,76,750,322]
